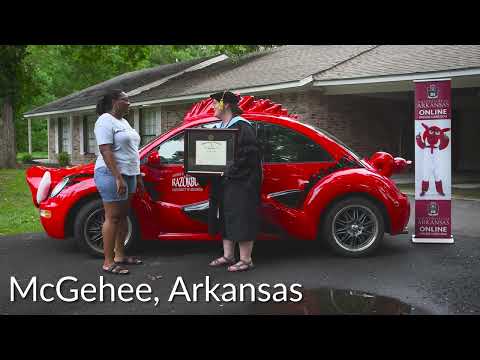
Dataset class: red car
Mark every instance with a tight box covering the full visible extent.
[26,96,411,257]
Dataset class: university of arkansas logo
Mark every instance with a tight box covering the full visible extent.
[428,201,439,217]
[427,84,439,99]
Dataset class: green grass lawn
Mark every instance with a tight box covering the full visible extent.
[0,169,43,236]
[16,152,48,161]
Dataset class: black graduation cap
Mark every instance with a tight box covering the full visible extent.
[210,90,240,105]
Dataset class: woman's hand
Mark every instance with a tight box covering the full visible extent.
[116,175,127,196]
[136,174,145,192]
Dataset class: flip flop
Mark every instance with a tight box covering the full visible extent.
[227,260,255,272]
[209,256,236,267]
[114,256,143,265]
[103,263,129,275]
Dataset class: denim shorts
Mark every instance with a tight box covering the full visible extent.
[94,166,137,202]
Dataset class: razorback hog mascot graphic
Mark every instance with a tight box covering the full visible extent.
[416,123,450,196]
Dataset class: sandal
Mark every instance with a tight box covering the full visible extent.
[209,256,235,267]
[103,263,129,275]
[227,260,255,272]
[114,256,143,265]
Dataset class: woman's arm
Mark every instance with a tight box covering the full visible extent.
[136,173,145,192]
[99,144,127,195]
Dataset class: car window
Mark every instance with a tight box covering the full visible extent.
[257,122,333,163]
[200,121,221,129]
[148,121,222,165]
[309,124,363,161]
[157,133,185,164]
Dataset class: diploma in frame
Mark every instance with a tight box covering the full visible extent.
[184,128,238,175]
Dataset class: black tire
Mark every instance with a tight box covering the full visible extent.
[322,196,385,257]
[73,198,140,258]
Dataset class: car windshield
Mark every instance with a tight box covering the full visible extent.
[140,120,221,151]
[140,135,161,150]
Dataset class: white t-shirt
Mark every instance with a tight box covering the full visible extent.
[94,113,141,176]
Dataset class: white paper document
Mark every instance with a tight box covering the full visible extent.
[195,140,227,166]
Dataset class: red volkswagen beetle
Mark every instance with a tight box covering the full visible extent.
[26,96,411,257]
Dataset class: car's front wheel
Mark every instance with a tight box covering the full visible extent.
[73,198,139,258]
[322,196,384,257]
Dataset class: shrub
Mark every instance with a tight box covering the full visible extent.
[21,153,34,164]
[57,152,70,167]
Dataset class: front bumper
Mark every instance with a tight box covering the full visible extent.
[38,197,70,239]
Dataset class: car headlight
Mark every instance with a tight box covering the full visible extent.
[49,177,70,198]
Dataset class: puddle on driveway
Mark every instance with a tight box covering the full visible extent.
[249,288,425,315]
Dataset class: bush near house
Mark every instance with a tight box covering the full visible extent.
[16,152,48,161]
[21,153,33,164]
[57,152,70,167]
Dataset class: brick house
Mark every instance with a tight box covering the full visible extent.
[24,45,480,172]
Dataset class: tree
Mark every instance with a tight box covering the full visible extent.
[149,45,274,65]
[0,45,30,168]
[15,45,153,153]
[16,45,274,154]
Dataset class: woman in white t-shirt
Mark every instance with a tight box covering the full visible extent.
[93,89,144,275]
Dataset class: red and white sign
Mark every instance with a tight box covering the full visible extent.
[171,172,203,192]
[412,79,453,243]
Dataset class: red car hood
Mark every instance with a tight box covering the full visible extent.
[26,163,95,207]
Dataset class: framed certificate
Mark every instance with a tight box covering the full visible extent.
[184,128,238,175]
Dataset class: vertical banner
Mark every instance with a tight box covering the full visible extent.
[412,79,454,243]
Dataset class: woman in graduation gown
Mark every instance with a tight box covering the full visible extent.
[197,91,262,272]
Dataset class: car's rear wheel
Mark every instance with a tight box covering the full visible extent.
[322,196,384,257]
[73,198,139,258]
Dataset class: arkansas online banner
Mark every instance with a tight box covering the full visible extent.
[413,79,453,243]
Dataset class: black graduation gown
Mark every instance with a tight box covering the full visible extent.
[196,119,262,242]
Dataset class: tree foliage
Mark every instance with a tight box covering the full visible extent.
[15,45,273,153]
[149,45,271,65]
[16,45,153,153]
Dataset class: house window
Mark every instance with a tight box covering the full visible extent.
[140,109,157,146]
[83,114,97,154]
[57,117,70,153]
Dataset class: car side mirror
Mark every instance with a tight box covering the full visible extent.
[147,151,162,168]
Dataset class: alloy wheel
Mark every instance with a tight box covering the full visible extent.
[83,208,132,255]
[332,205,379,253]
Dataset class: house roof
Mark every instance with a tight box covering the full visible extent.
[24,55,220,116]
[25,45,480,117]
[314,45,480,81]
[129,45,376,103]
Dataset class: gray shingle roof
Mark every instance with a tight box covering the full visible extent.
[24,56,218,115]
[25,45,480,116]
[314,45,480,81]
[130,45,375,102]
